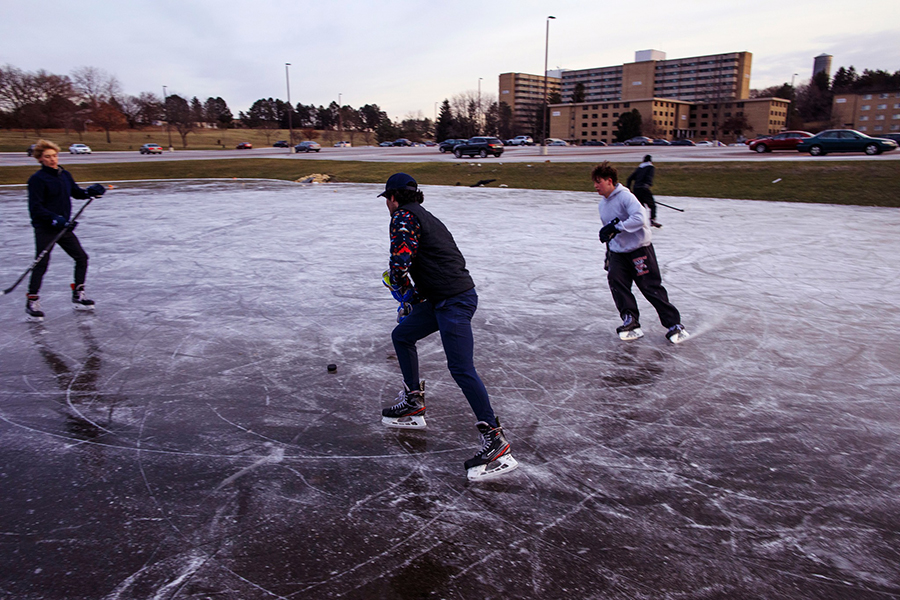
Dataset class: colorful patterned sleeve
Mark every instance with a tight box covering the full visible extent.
[389,209,420,292]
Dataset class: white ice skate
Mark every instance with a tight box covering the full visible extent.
[465,420,519,482]
[381,383,426,429]
[25,295,44,322]
[666,324,690,344]
[467,454,519,482]
[616,314,643,341]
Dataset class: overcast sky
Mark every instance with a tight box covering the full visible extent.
[2,0,898,121]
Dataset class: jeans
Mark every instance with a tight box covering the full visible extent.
[391,288,496,427]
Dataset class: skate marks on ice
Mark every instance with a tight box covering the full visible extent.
[1,182,900,598]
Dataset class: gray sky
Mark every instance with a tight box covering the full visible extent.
[2,0,898,121]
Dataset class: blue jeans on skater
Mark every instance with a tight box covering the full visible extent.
[391,288,497,427]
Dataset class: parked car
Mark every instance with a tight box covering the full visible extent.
[695,140,724,147]
[236,142,252,149]
[140,143,163,154]
[27,144,36,156]
[670,139,695,146]
[378,141,394,147]
[392,138,412,147]
[545,138,568,146]
[796,129,898,156]
[453,137,504,158]
[422,141,437,147]
[748,131,813,153]
[438,139,467,153]
[652,139,671,146]
[69,143,92,154]
[273,140,289,148]
[506,135,535,146]
[582,140,607,146]
[294,141,321,153]
[333,141,351,147]
[876,133,900,144]
[624,136,653,146]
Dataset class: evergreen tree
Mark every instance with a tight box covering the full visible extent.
[614,109,642,142]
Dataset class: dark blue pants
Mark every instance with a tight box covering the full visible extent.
[28,228,89,295]
[391,288,496,427]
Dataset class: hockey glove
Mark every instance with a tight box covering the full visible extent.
[87,183,106,197]
[599,218,620,243]
[66,220,78,231]
[50,215,68,229]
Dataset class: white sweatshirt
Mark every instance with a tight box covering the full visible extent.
[598,183,651,253]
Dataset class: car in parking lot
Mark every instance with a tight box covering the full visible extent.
[333,141,351,147]
[695,140,725,147]
[438,139,467,153]
[670,139,695,146]
[378,141,393,147]
[545,138,568,146]
[582,140,606,146]
[748,130,813,153]
[294,141,321,153]
[506,135,535,146]
[652,139,671,146]
[452,137,504,158]
[236,142,253,149]
[796,129,898,156]
[69,143,92,154]
[392,138,413,147]
[273,140,289,148]
[624,136,653,146]
[140,143,163,154]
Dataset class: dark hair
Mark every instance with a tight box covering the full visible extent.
[391,188,424,206]
[643,154,652,163]
[590,161,618,184]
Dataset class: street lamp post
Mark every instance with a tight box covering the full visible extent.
[542,15,556,155]
[478,77,482,134]
[162,85,173,151]
[338,92,343,139]
[285,63,293,152]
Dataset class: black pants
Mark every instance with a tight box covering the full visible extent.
[633,186,657,221]
[607,244,680,328]
[28,228,88,295]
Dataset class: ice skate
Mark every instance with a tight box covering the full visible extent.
[381,381,426,429]
[651,219,662,228]
[465,419,519,482]
[25,294,44,322]
[616,314,643,341]
[71,284,95,311]
[666,324,690,344]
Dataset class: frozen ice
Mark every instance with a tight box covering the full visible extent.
[1,179,899,599]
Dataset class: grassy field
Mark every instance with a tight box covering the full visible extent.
[2,158,899,207]
[0,127,368,153]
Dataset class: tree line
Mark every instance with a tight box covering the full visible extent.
[0,63,517,147]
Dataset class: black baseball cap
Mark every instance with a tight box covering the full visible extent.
[378,172,418,197]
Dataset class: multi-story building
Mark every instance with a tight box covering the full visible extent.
[832,90,900,136]
[560,50,752,104]
[499,71,561,136]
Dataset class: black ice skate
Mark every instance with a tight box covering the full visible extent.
[25,294,44,322]
[381,382,426,429]
[464,419,519,482]
[616,314,643,341]
[666,324,690,344]
[71,284,95,311]
[651,219,662,228]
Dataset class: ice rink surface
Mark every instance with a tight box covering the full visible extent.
[1,179,899,599]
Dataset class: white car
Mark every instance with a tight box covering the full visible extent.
[334,141,351,147]
[69,143,92,154]
[506,135,534,146]
[545,138,568,146]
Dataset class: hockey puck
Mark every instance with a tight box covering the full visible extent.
[327,363,337,373]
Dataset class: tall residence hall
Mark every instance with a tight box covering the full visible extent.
[501,50,790,144]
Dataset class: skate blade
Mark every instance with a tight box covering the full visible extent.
[26,315,44,323]
[667,330,690,344]
[72,304,95,311]
[618,328,643,341]
[467,455,519,482]
[381,415,426,429]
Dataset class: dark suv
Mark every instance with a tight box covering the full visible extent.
[453,137,504,158]
[438,139,467,153]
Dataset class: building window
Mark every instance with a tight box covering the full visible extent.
[861,105,870,110]
[877,104,887,110]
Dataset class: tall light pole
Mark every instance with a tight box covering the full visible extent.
[162,85,173,151]
[542,15,556,155]
[338,92,343,138]
[478,77,483,134]
[285,63,293,151]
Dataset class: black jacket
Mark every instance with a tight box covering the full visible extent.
[626,163,655,190]
[28,165,90,229]
[400,202,474,302]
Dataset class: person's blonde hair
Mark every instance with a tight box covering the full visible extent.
[33,139,60,161]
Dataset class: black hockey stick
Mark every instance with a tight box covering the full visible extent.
[1,197,96,296]
[655,199,684,212]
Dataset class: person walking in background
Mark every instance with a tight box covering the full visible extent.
[378,172,518,481]
[626,154,662,228]
[593,161,689,344]
[25,139,105,321]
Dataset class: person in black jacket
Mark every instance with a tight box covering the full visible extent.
[25,139,105,321]
[626,154,661,228]
[378,173,518,481]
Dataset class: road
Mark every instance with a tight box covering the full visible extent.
[3,144,900,166]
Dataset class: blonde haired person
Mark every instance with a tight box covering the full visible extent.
[25,140,105,321]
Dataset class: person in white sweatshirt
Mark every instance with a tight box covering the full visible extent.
[592,161,689,344]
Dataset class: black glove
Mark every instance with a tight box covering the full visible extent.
[66,220,78,231]
[599,218,620,243]
[87,183,106,197]
[50,215,68,229]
